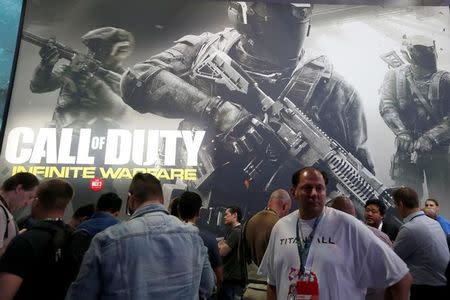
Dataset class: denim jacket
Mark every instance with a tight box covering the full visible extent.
[65,203,215,300]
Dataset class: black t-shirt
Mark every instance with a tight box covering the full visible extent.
[0,220,70,300]
[199,229,223,270]
[223,224,243,282]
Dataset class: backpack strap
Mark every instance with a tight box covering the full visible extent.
[395,66,408,104]
[429,70,447,103]
[0,204,11,240]
[428,70,448,117]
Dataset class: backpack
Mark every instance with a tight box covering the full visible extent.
[31,221,74,298]
[65,228,95,282]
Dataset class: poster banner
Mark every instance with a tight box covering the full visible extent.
[0,0,23,133]
[1,0,449,226]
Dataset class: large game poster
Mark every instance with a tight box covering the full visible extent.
[1,0,449,227]
[0,0,24,133]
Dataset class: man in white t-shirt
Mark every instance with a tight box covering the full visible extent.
[259,167,412,300]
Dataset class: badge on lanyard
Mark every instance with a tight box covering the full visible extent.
[296,271,319,300]
[287,214,322,300]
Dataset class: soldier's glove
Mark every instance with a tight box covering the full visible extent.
[39,41,59,66]
[414,135,434,153]
[211,100,284,156]
[395,132,414,153]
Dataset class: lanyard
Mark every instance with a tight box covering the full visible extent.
[409,212,426,222]
[296,213,322,273]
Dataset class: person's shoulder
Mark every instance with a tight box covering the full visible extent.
[437,215,450,225]
[324,206,353,222]
[175,27,239,46]
[274,210,298,230]
[324,207,367,230]
[297,52,358,95]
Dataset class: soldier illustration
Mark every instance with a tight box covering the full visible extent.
[121,2,374,217]
[30,26,134,134]
[29,27,135,210]
[379,35,450,199]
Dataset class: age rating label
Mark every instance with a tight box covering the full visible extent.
[90,177,104,192]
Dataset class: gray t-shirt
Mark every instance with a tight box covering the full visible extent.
[393,211,450,286]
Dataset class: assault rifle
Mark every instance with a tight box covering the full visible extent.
[22,31,121,84]
[193,50,401,225]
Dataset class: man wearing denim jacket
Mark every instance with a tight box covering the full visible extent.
[65,173,215,299]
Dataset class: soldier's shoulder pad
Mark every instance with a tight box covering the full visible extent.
[174,32,213,46]
[297,54,333,80]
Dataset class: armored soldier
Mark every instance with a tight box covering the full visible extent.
[379,35,450,199]
[121,3,374,215]
[29,27,135,210]
[30,27,134,133]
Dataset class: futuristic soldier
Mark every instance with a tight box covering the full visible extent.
[121,3,374,217]
[30,27,134,210]
[30,26,134,134]
[379,35,450,200]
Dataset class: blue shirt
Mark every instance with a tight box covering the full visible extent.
[65,203,215,300]
[436,215,450,235]
[76,211,119,236]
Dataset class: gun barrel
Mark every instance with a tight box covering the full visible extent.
[21,30,75,61]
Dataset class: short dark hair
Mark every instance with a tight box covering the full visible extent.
[169,197,180,217]
[128,173,162,204]
[178,191,202,221]
[37,179,74,211]
[96,192,122,213]
[73,204,95,219]
[364,199,386,215]
[393,187,419,209]
[425,198,439,206]
[226,206,242,222]
[2,172,39,192]
[291,167,328,187]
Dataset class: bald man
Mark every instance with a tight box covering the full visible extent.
[259,168,411,300]
[329,195,357,216]
[242,189,292,300]
[244,189,292,267]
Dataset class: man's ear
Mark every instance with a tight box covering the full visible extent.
[112,211,120,218]
[15,184,24,194]
[290,187,296,198]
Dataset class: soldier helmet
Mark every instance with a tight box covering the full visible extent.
[228,2,312,62]
[401,34,437,70]
[81,27,135,60]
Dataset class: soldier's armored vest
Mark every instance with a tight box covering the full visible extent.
[394,64,448,137]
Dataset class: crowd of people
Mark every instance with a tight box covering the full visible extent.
[0,169,449,300]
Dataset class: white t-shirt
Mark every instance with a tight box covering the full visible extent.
[0,202,17,256]
[259,207,409,300]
